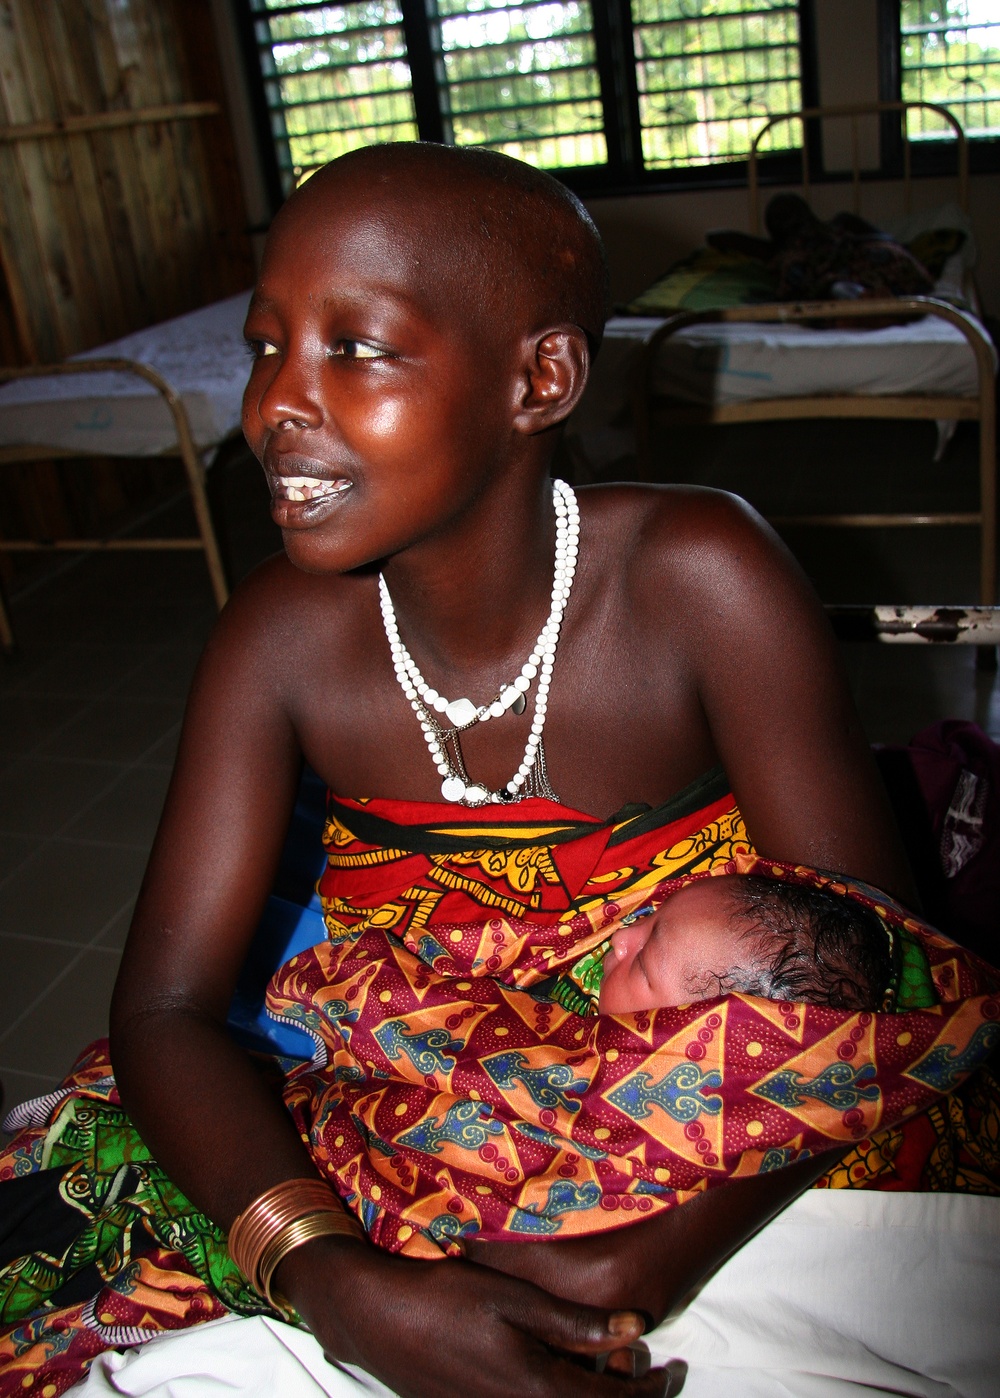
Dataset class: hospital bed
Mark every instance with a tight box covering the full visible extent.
[571,103,998,610]
[0,290,253,652]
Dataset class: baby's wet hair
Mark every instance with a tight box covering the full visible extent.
[711,876,893,1011]
[286,142,610,354]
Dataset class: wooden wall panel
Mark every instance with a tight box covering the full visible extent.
[0,0,255,578]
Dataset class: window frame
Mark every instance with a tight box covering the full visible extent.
[885,0,1000,179]
[233,0,997,220]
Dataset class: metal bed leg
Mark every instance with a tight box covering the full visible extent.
[179,438,229,609]
[976,325,997,670]
[175,417,230,612]
[0,358,233,616]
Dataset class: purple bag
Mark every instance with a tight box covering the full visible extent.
[874,720,1000,965]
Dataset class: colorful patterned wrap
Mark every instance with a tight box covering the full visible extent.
[1,773,998,1396]
[269,776,1000,1257]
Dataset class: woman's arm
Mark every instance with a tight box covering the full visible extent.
[109,564,671,1398]
[467,1150,840,1321]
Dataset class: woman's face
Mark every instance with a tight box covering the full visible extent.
[598,876,750,1014]
[241,185,520,577]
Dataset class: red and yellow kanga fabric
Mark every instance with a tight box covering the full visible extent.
[272,778,1000,1257]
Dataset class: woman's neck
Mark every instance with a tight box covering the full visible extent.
[378,472,564,675]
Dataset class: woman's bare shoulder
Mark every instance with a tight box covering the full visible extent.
[208,551,367,655]
[578,481,792,599]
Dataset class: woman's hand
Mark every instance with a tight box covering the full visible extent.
[277,1236,674,1397]
[466,1151,842,1326]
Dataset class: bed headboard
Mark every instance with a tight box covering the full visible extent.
[747,100,968,233]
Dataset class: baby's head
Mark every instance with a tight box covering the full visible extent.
[598,873,892,1015]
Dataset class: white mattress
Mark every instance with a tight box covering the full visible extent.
[0,291,253,458]
[567,293,997,479]
[69,1189,1000,1398]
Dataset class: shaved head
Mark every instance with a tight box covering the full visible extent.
[278,143,610,354]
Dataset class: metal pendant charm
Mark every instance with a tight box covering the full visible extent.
[510,692,527,715]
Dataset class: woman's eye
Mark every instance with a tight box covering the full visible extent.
[245,338,278,359]
[333,340,385,360]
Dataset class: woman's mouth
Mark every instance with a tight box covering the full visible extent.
[268,473,353,528]
[272,475,352,502]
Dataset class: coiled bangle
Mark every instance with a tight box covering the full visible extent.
[228,1177,365,1307]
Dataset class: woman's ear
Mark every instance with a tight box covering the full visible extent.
[512,326,591,435]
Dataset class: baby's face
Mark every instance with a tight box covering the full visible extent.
[598,875,747,1015]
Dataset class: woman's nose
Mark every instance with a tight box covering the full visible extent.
[254,354,324,433]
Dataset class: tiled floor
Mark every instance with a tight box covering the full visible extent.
[0,433,998,1121]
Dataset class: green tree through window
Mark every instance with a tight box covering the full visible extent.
[901,1,1000,142]
[245,0,804,191]
[242,0,999,196]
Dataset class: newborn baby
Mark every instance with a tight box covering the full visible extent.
[599,873,893,1015]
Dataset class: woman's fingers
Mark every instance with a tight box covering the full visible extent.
[601,1341,652,1377]
[512,1293,646,1354]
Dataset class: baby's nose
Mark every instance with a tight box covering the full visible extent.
[609,919,650,960]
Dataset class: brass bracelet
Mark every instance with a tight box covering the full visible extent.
[228,1178,364,1298]
[259,1210,365,1310]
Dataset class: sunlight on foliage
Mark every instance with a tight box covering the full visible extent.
[902,0,1000,141]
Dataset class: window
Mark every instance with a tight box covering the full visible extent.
[241,0,809,198]
[900,1,1000,143]
[434,0,608,169]
[245,0,419,190]
[238,0,1000,205]
[632,1,801,170]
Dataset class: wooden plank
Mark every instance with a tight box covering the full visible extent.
[0,2,67,360]
[4,1,93,357]
[86,11,164,328]
[35,4,129,345]
[0,100,218,141]
[651,395,980,425]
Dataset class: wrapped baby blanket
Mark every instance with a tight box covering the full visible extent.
[1,770,997,1395]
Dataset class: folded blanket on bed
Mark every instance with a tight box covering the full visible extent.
[2,772,998,1396]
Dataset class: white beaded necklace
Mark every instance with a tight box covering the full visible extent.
[378,478,580,806]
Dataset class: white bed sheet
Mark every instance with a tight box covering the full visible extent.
[567,292,996,479]
[0,292,253,458]
[68,1189,1000,1398]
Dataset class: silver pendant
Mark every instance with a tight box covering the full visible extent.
[510,692,526,716]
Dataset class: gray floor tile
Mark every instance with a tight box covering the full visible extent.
[60,766,172,848]
[0,840,148,942]
[95,903,134,951]
[0,756,126,839]
[0,643,66,697]
[3,642,146,699]
[37,696,184,764]
[0,834,34,883]
[0,933,82,1034]
[142,724,181,769]
[0,946,121,1078]
[0,694,76,760]
[112,642,204,702]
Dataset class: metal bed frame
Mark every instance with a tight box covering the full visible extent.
[0,357,231,654]
[631,101,998,611]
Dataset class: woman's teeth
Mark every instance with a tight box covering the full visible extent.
[280,476,351,502]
